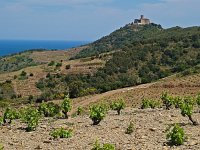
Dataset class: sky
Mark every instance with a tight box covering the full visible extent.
[0,0,200,41]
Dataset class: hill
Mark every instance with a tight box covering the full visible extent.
[1,22,200,106]
[53,23,200,98]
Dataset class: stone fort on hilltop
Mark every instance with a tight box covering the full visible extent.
[134,15,150,25]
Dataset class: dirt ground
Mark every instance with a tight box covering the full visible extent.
[0,108,200,150]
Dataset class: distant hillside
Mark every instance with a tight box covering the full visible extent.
[74,24,200,59]
[49,23,199,98]
[0,46,85,74]
[1,22,200,103]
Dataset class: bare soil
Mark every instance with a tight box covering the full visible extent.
[0,108,200,150]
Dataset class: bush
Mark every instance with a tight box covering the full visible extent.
[61,96,72,119]
[110,98,125,115]
[3,108,20,124]
[0,117,3,126]
[161,92,174,110]
[13,75,18,79]
[180,102,198,125]
[77,106,83,115]
[28,95,34,103]
[21,108,40,132]
[65,64,71,70]
[196,94,200,112]
[173,96,183,108]
[48,61,55,66]
[141,99,160,109]
[89,104,108,125]
[50,128,73,139]
[125,121,134,134]
[38,102,60,117]
[92,140,115,150]
[166,124,185,146]
[183,96,195,106]
[20,70,27,76]
[0,143,3,150]
[56,62,62,67]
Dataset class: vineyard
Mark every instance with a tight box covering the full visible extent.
[0,93,200,150]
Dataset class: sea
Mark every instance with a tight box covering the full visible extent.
[0,40,89,57]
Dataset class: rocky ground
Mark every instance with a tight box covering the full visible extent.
[0,108,200,150]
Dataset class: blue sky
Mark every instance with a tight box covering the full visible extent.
[0,0,200,41]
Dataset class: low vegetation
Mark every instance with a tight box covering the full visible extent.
[38,102,60,117]
[141,99,160,109]
[0,51,40,73]
[3,108,20,124]
[77,106,84,115]
[161,92,174,110]
[110,98,125,115]
[180,99,198,125]
[125,121,134,135]
[50,128,73,139]
[61,96,72,119]
[0,144,3,150]
[166,124,185,146]
[21,108,40,132]
[92,140,115,150]
[89,104,108,125]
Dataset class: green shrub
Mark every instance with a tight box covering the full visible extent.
[180,102,198,125]
[0,117,3,126]
[3,108,20,124]
[28,95,34,103]
[50,128,73,139]
[166,124,185,146]
[38,102,60,117]
[92,140,115,150]
[125,121,134,134]
[77,106,83,115]
[89,104,107,125]
[161,92,174,110]
[56,62,62,67]
[61,96,72,119]
[173,96,183,108]
[20,70,27,76]
[48,61,55,66]
[141,99,160,109]
[0,143,3,150]
[183,96,195,106]
[13,75,17,79]
[21,108,40,132]
[196,94,200,112]
[110,98,125,115]
[196,94,200,106]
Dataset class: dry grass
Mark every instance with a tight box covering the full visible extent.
[29,46,88,63]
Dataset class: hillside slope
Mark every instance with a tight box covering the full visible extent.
[53,23,200,98]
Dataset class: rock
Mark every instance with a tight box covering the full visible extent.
[43,140,51,144]
[35,145,42,149]
[149,128,157,131]
[188,141,198,146]
[171,114,177,117]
